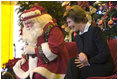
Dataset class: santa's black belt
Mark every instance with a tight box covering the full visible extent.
[29,54,37,58]
[38,46,49,64]
[26,54,37,60]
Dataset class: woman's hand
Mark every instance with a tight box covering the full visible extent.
[75,52,90,68]
[79,52,88,63]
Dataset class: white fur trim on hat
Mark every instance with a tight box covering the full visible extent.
[41,42,58,62]
[21,10,41,18]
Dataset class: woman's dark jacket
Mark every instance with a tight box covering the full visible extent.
[76,26,114,65]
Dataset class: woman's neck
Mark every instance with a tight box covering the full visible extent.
[79,23,86,32]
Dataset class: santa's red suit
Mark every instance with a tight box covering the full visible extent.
[13,5,70,79]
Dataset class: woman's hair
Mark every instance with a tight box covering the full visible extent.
[64,5,88,23]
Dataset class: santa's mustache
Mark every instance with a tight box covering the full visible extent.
[22,23,43,45]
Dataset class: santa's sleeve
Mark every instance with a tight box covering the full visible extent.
[36,27,64,62]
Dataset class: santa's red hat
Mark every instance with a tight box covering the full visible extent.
[21,4,46,21]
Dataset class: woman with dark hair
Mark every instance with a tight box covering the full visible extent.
[64,5,114,79]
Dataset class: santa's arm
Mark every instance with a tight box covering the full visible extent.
[35,27,64,63]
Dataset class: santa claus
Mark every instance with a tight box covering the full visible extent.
[13,4,70,79]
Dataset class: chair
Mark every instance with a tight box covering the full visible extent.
[88,39,117,79]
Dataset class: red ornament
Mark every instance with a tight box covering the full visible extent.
[77,1,82,6]
[108,1,114,10]
[73,32,77,37]
[92,20,96,25]
[113,17,117,21]
[99,5,103,11]
[77,1,89,10]
[109,2,112,6]
[66,6,71,10]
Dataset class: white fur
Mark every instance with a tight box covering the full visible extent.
[30,67,65,79]
[29,56,38,70]
[41,42,58,62]
[21,10,41,18]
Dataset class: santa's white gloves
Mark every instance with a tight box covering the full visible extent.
[15,58,26,68]
[25,45,35,54]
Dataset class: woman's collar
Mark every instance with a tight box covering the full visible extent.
[79,22,91,35]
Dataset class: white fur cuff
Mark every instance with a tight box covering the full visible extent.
[41,42,58,62]
[29,56,38,70]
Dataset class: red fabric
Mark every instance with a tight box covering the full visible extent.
[4,58,20,69]
[64,42,78,58]
[23,14,41,21]
[88,74,117,79]
[88,39,117,79]
[23,7,38,13]
[23,5,45,14]
[108,39,117,74]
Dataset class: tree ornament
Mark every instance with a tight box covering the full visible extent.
[25,2,28,5]
[89,6,97,14]
[109,1,114,11]
[77,1,89,10]
[105,3,109,9]
[108,18,114,28]
[92,20,96,26]
[99,4,103,11]
[98,19,104,26]
[77,1,82,6]
[73,32,77,37]
[112,17,117,21]
[104,12,108,16]
[98,19,104,30]
[66,6,71,10]
[61,24,66,29]
[108,18,114,25]
[62,1,70,7]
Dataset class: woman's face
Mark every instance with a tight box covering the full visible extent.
[66,17,80,32]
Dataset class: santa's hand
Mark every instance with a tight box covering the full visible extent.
[15,58,26,68]
[25,45,35,54]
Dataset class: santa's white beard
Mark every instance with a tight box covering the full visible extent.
[22,22,43,46]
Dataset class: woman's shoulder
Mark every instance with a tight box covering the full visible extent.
[89,26,101,33]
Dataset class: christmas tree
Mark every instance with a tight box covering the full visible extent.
[92,1,117,39]
[16,1,117,40]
